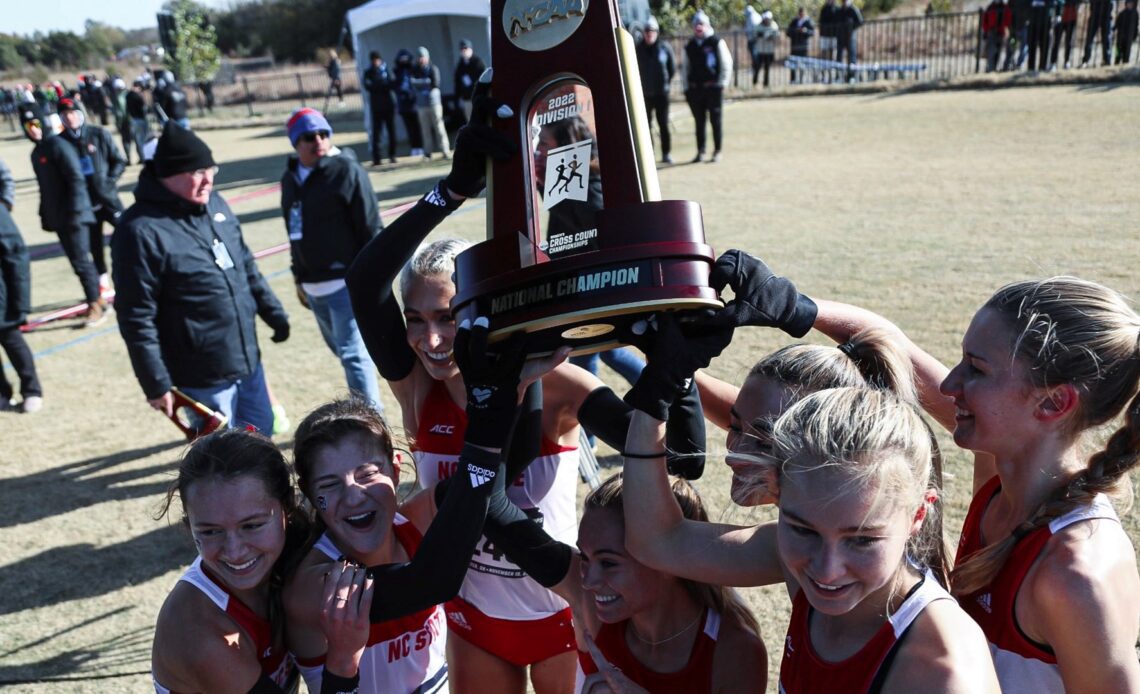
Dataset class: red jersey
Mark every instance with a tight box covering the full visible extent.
[578,608,721,694]
[955,476,1118,693]
[779,571,952,693]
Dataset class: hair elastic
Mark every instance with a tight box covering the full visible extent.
[837,341,858,359]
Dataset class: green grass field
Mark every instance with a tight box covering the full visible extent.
[1,83,1138,691]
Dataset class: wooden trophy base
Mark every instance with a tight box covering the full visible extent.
[452,200,719,356]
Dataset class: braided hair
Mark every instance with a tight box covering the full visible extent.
[951,277,1140,596]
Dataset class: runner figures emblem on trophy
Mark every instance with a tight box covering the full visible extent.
[451,0,720,355]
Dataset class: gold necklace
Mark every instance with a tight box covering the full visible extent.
[629,611,703,647]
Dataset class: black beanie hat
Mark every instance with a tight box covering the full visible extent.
[154,122,215,177]
[19,103,44,128]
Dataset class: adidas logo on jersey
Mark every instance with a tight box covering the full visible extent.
[425,185,449,207]
[448,611,473,630]
[429,424,455,435]
[468,463,496,488]
[976,593,992,613]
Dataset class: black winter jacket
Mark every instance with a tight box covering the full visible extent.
[636,38,676,98]
[454,54,487,101]
[61,124,126,212]
[0,206,30,330]
[280,147,382,285]
[112,167,289,398]
[363,62,398,114]
[30,134,95,232]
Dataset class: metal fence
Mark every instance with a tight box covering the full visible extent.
[194,4,1138,119]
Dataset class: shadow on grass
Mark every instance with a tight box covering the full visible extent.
[0,439,185,529]
[0,606,152,684]
[0,523,192,617]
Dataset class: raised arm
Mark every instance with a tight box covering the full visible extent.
[619,313,786,586]
[365,320,568,622]
[812,298,956,431]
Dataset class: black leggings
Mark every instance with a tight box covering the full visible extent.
[57,224,100,302]
[687,86,723,154]
[0,326,41,400]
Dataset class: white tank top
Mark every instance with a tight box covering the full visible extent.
[296,520,449,694]
[414,380,578,620]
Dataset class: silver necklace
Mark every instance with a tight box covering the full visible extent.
[629,611,703,647]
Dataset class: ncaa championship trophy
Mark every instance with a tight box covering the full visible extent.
[450,0,720,355]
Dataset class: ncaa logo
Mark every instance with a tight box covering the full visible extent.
[502,0,588,52]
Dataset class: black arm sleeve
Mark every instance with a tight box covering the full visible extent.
[481,506,573,589]
[366,443,498,623]
[577,383,707,479]
[345,182,460,381]
[505,381,543,483]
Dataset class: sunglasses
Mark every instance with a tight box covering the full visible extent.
[300,130,331,143]
[23,119,42,130]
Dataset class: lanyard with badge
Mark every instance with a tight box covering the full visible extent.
[212,237,235,270]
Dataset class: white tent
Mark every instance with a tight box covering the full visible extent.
[348,0,491,153]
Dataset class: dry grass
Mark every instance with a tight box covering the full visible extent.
[0,82,1138,691]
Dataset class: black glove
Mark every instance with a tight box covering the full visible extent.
[703,250,818,338]
[270,321,290,343]
[454,316,528,449]
[623,313,734,421]
[443,68,517,198]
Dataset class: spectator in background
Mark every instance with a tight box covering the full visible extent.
[1082,0,1115,65]
[454,38,486,124]
[786,7,816,83]
[754,11,781,88]
[1006,0,1032,69]
[19,103,105,327]
[394,49,425,158]
[156,71,190,129]
[0,158,42,414]
[58,98,126,297]
[363,51,398,166]
[198,80,215,113]
[126,80,150,164]
[836,0,864,82]
[113,124,290,434]
[983,0,1013,71]
[1051,0,1080,68]
[684,10,732,163]
[635,15,676,164]
[109,77,133,165]
[410,47,450,160]
[1026,0,1054,71]
[744,5,762,85]
[280,108,384,414]
[819,0,841,62]
[326,49,344,107]
[1116,0,1139,62]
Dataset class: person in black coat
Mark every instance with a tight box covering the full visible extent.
[786,7,817,83]
[19,102,104,326]
[58,97,126,290]
[394,49,425,157]
[454,38,487,124]
[363,51,399,166]
[836,0,864,81]
[0,158,42,413]
[636,16,676,164]
[1115,0,1139,63]
[819,0,841,61]
[280,108,383,413]
[112,124,290,434]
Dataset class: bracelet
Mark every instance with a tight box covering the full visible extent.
[622,450,667,459]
